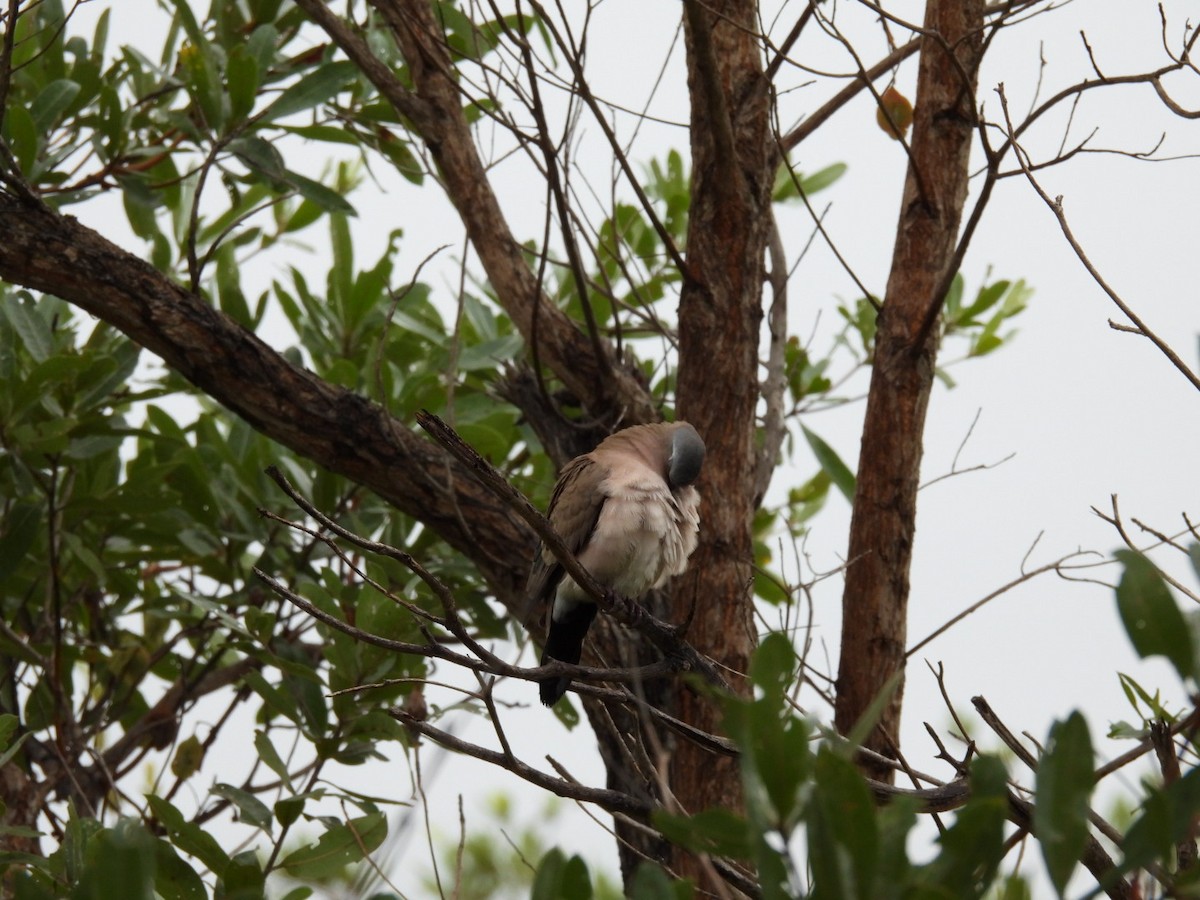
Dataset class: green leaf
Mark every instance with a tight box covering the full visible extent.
[245,22,280,70]
[808,746,878,900]
[959,279,1009,323]
[843,670,901,751]
[630,863,692,900]
[78,819,156,900]
[275,796,305,829]
[652,808,752,858]
[748,632,796,700]
[801,425,855,502]
[0,723,29,770]
[229,135,287,182]
[772,161,847,202]
[146,795,231,874]
[170,735,204,780]
[154,839,207,900]
[1118,767,1200,885]
[801,162,848,195]
[942,272,964,315]
[5,104,38,173]
[211,783,273,832]
[278,812,387,880]
[279,124,360,146]
[30,79,81,131]
[1115,550,1195,681]
[261,60,358,121]
[253,730,293,790]
[4,298,54,362]
[531,849,593,900]
[1034,711,1094,896]
[285,169,356,214]
[917,754,1008,897]
[172,10,226,132]
[225,48,261,121]
[217,849,264,900]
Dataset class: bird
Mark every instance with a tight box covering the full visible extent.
[527,421,705,706]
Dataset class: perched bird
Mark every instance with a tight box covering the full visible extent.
[528,421,705,706]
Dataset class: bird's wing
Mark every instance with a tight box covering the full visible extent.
[524,454,608,615]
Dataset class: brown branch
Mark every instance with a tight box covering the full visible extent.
[253,565,679,690]
[835,0,985,782]
[907,552,1094,657]
[669,5,777,886]
[326,0,654,425]
[415,409,731,694]
[392,707,655,818]
[1004,791,1133,900]
[0,0,20,136]
[780,36,920,152]
[973,696,1149,898]
[754,211,789,506]
[763,2,817,84]
[1150,719,1197,871]
[0,192,532,607]
[507,10,611,393]
[777,2,1047,152]
[523,0,691,281]
[1094,706,1200,780]
[997,85,1200,394]
[682,0,741,205]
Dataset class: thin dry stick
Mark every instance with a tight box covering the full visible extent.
[973,696,1154,896]
[908,551,1095,657]
[998,84,1200,394]
[390,712,654,818]
[254,564,677,689]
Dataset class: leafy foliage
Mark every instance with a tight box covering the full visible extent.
[0,1,1195,899]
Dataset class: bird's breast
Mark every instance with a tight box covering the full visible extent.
[582,479,700,596]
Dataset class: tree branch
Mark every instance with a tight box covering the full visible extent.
[415,410,731,693]
[0,192,532,606]
[836,0,986,781]
[997,85,1200,394]
[301,0,657,426]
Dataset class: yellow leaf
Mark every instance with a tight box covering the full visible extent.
[876,86,914,140]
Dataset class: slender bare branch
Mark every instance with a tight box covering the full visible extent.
[998,85,1200,394]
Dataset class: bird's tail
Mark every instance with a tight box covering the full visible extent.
[539,603,599,706]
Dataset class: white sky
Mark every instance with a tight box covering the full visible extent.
[56,1,1200,896]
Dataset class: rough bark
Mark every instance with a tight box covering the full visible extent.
[835,0,986,782]
[671,0,774,891]
[0,194,531,607]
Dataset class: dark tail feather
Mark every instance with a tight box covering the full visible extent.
[539,604,599,706]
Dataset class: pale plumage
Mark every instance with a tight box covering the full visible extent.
[528,422,705,706]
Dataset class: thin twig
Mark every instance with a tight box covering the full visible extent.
[997,84,1200,394]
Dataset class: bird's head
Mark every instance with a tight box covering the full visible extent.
[667,422,705,488]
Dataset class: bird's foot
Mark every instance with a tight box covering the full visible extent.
[606,590,644,626]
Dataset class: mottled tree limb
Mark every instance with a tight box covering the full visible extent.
[835,0,986,782]
[0,192,532,607]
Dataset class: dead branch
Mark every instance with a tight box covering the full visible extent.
[997,84,1200,394]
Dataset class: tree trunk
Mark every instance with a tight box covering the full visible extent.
[671,0,773,891]
[835,0,985,782]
